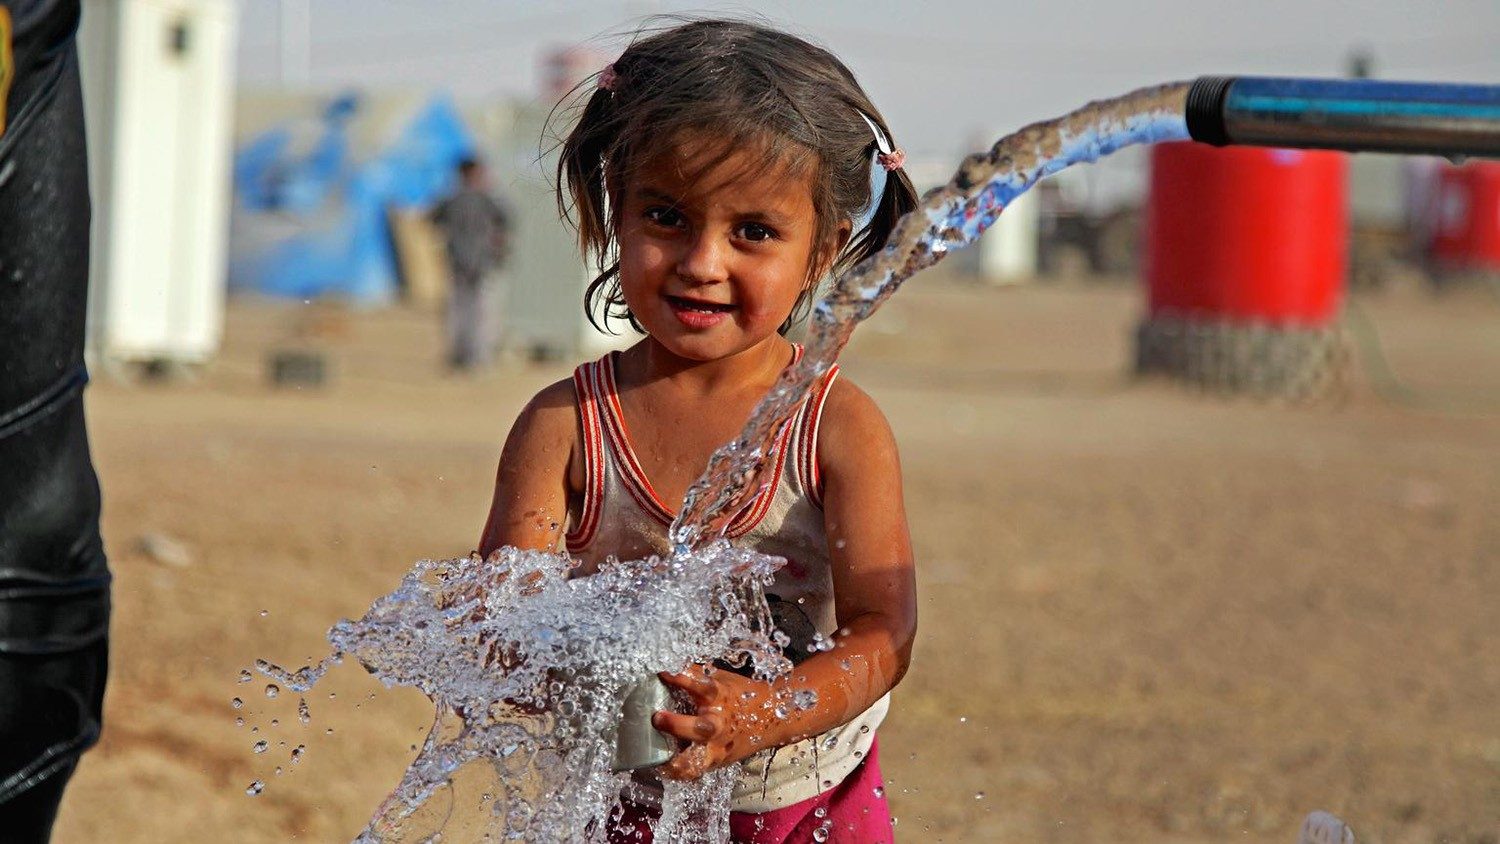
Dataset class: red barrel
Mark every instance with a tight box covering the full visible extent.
[1146,142,1349,326]
[1429,162,1500,271]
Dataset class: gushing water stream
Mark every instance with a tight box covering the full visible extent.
[671,82,1191,549]
[248,83,1193,842]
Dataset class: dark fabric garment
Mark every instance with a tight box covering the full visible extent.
[0,1,111,838]
[431,187,511,277]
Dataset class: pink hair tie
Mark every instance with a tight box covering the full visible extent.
[877,148,906,172]
[598,63,618,93]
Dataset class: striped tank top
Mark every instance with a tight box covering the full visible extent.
[564,348,890,812]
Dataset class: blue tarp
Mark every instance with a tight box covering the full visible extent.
[229,92,475,304]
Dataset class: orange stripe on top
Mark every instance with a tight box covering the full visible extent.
[798,363,840,510]
[597,352,677,526]
[724,412,796,538]
[565,359,606,553]
[725,344,805,535]
[590,346,807,535]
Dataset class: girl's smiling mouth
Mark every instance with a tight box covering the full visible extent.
[665,294,737,329]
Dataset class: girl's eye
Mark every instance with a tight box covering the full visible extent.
[644,206,685,229]
[737,222,777,243]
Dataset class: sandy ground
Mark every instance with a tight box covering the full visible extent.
[49,276,1499,843]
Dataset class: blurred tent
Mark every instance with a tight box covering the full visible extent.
[228,92,475,304]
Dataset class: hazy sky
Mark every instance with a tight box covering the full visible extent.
[233,0,1500,157]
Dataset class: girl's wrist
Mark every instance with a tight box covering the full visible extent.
[752,675,828,749]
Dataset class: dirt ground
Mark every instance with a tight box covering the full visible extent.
[49,276,1499,843]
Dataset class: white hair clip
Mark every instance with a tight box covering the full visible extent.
[858,111,905,171]
[853,111,903,231]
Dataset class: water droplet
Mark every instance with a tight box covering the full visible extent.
[812,826,830,842]
[265,684,280,699]
[246,780,265,796]
[270,719,279,727]
[959,716,967,723]
[231,697,243,709]
[974,791,985,800]
[872,786,885,798]
[259,609,268,617]
[274,766,283,776]
[298,697,311,724]
[253,740,268,754]
[813,806,827,819]
[238,670,252,683]
[773,705,788,719]
[235,717,245,727]
[291,745,306,764]
[792,690,818,710]
[325,728,334,735]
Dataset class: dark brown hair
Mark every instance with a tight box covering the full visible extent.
[553,18,919,334]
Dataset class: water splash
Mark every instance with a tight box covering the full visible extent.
[249,83,1192,841]
[257,542,787,841]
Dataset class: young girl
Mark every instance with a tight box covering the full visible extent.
[478,19,919,843]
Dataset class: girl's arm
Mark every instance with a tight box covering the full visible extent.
[478,379,581,557]
[654,379,917,778]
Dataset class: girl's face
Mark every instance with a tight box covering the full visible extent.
[615,140,843,363]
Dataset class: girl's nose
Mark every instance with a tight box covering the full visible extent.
[675,232,729,286]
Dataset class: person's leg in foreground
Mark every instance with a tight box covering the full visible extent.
[0,1,112,840]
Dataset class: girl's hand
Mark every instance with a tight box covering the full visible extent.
[651,666,776,780]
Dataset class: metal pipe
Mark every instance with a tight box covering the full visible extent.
[1186,76,1500,159]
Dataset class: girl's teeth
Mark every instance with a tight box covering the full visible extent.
[675,298,728,312]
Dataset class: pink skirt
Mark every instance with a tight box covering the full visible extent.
[608,738,893,843]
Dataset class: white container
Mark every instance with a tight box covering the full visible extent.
[973,186,1039,283]
[907,155,1040,284]
[1349,153,1407,231]
[79,0,237,367]
[497,102,630,360]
